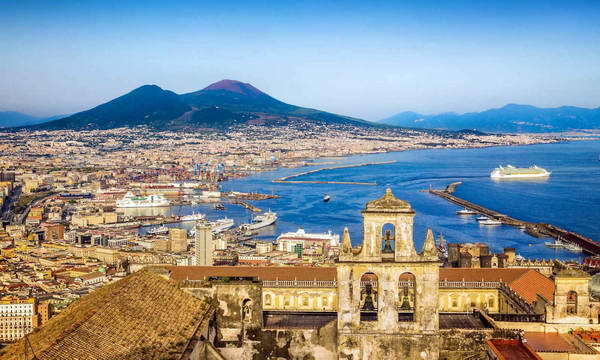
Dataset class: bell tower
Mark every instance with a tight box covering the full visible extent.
[337,188,441,359]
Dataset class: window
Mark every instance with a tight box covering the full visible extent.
[567,291,578,315]
[488,297,495,308]
[264,294,272,306]
[322,297,328,307]
[451,296,458,308]
[302,296,309,307]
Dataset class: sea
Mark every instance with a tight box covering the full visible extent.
[136,140,600,262]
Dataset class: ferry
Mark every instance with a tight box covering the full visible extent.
[116,192,170,208]
[490,165,551,179]
[180,212,206,222]
[210,218,235,234]
[241,210,277,231]
[147,225,170,235]
[456,208,478,215]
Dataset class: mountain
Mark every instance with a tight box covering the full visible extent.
[381,104,600,133]
[0,111,59,128]
[24,80,375,131]
[27,85,192,131]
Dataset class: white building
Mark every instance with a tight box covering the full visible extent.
[0,298,36,343]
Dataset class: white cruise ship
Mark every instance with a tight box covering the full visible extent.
[490,165,551,179]
[116,192,170,208]
[241,210,277,231]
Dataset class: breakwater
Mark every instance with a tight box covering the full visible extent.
[272,161,396,186]
[428,183,600,256]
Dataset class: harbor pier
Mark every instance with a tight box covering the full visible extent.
[272,161,396,186]
[428,183,600,256]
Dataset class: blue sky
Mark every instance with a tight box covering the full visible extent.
[1,0,599,120]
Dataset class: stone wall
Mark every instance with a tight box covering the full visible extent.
[439,329,517,360]
[338,333,439,360]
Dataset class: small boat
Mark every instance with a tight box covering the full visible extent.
[476,216,490,222]
[214,203,226,210]
[564,243,583,252]
[456,208,477,215]
[479,219,502,226]
[323,194,331,202]
[545,239,583,252]
[147,225,170,235]
[545,240,564,248]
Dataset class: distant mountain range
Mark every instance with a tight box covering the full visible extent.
[0,111,67,128]
[380,104,600,133]
[10,80,373,131]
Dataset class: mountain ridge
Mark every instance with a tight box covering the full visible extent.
[20,80,376,131]
[0,111,67,128]
[381,104,600,133]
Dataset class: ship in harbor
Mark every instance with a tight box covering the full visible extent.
[147,225,170,235]
[241,210,277,231]
[116,192,170,208]
[180,212,206,222]
[211,218,235,233]
[490,165,551,179]
[189,218,235,236]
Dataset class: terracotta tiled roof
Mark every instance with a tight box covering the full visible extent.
[486,339,543,360]
[525,332,598,355]
[439,268,555,304]
[0,269,213,360]
[167,265,338,281]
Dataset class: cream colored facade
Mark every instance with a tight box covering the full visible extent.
[548,269,599,324]
[336,188,442,359]
[439,288,500,313]
[0,298,37,343]
[262,286,338,312]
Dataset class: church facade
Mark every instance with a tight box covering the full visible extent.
[166,189,600,360]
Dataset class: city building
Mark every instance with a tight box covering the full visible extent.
[194,222,213,266]
[0,297,37,343]
[169,228,188,253]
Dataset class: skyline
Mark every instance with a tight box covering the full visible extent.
[1,0,600,120]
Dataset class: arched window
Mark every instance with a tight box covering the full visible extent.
[399,272,416,322]
[451,294,459,309]
[302,296,309,307]
[241,299,252,323]
[488,296,495,309]
[264,294,272,306]
[381,223,395,254]
[567,291,578,315]
[360,272,378,322]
